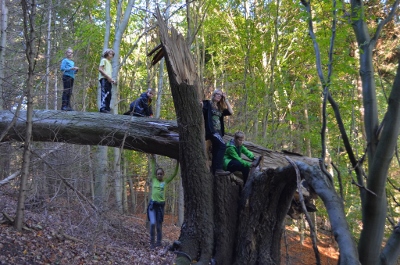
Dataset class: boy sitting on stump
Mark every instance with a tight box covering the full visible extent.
[223,131,262,183]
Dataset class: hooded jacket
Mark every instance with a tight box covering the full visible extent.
[223,139,255,170]
[127,92,153,116]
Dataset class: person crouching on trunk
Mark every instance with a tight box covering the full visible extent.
[123,88,154,117]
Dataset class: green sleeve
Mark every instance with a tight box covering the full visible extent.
[150,155,157,180]
[242,146,255,161]
[165,160,179,184]
[226,146,252,167]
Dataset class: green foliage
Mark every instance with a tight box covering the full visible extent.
[7,0,400,246]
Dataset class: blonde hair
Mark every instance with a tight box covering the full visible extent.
[102,49,115,58]
[211,89,227,110]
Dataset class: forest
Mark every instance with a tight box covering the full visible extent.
[0,0,400,264]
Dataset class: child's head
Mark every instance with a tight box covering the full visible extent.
[156,168,165,181]
[147,88,155,99]
[103,49,115,59]
[65,48,73,58]
[234,131,245,147]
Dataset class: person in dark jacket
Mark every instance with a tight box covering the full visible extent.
[124,88,154,116]
[223,131,261,183]
[202,89,233,176]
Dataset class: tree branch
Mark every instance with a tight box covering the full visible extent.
[297,162,361,264]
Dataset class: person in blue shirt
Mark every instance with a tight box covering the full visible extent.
[60,48,79,111]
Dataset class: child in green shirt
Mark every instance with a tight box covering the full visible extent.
[147,157,179,249]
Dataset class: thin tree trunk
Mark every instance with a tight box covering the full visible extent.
[110,0,135,213]
[94,146,108,209]
[114,148,123,213]
[15,0,36,231]
[54,68,58,110]
[122,156,128,213]
[0,0,7,110]
[45,0,51,110]
[94,0,112,211]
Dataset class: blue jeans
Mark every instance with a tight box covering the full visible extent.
[148,200,165,244]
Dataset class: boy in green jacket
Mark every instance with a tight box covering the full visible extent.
[223,131,260,183]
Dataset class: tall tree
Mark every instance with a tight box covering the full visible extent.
[44,0,52,110]
[0,0,7,111]
[110,0,135,213]
[15,0,36,231]
[350,0,400,264]
[93,0,135,211]
[301,0,400,264]
[94,0,112,210]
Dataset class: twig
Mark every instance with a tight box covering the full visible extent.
[330,162,344,200]
[30,150,98,211]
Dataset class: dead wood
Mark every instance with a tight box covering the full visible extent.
[0,110,319,169]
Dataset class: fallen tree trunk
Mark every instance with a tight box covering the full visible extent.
[0,110,318,168]
[0,110,179,158]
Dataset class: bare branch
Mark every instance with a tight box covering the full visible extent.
[285,156,321,265]
[371,0,400,48]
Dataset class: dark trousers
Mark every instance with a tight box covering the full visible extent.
[99,78,112,111]
[62,75,74,107]
[147,201,165,244]
[210,133,226,173]
[227,159,250,183]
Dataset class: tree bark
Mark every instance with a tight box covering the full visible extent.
[0,110,180,159]
[154,8,214,264]
[0,110,318,167]
[0,0,7,110]
[235,167,297,264]
[16,0,35,231]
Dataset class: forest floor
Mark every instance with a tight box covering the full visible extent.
[0,191,339,265]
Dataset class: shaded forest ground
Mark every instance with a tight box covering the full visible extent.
[0,187,338,264]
